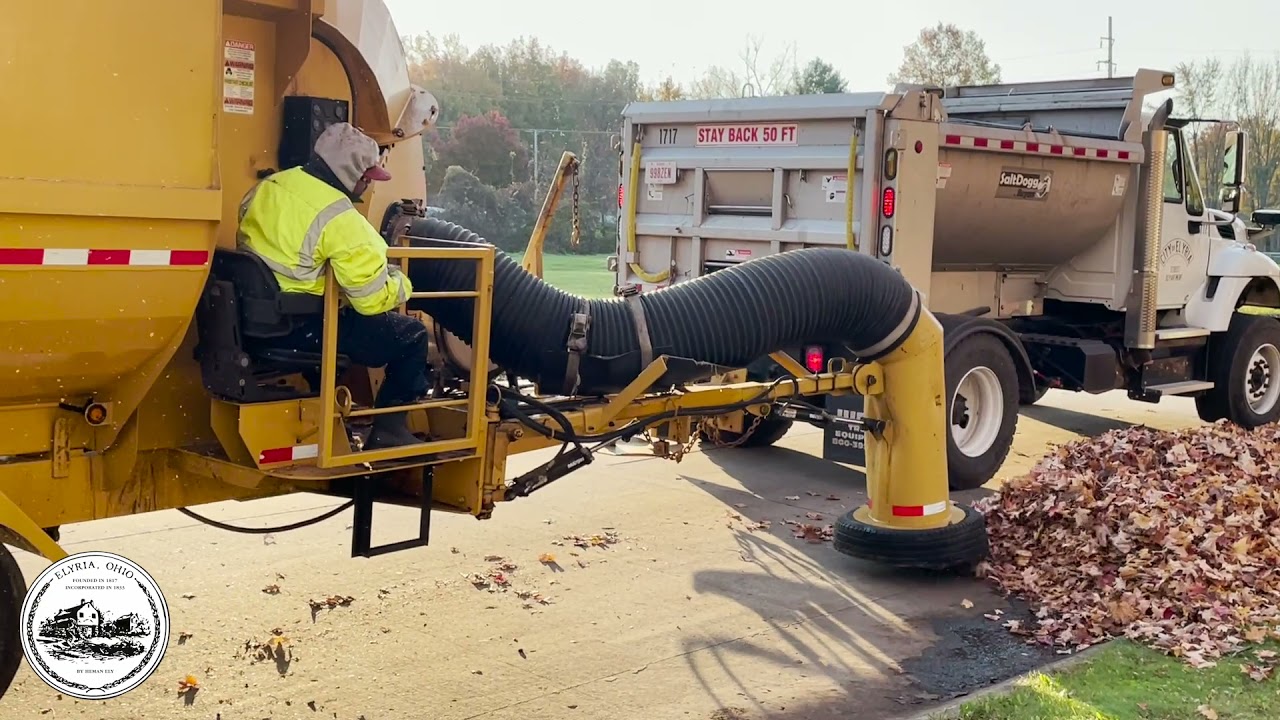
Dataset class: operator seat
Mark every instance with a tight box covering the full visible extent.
[194,247,351,402]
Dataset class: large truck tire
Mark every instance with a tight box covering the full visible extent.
[0,543,26,700]
[1199,313,1280,427]
[698,407,794,448]
[1021,384,1050,406]
[945,334,1019,491]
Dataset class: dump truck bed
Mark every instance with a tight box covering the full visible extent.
[615,71,1170,309]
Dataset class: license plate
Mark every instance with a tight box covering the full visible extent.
[645,161,677,185]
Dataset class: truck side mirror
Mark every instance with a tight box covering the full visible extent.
[1254,209,1280,228]
[1220,129,1247,214]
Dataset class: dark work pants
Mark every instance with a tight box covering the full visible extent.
[278,308,430,408]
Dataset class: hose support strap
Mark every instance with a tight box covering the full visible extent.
[562,300,592,395]
[626,295,654,370]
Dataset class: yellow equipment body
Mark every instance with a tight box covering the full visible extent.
[0,0,977,701]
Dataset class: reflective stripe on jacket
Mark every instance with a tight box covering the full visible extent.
[236,166,412,316]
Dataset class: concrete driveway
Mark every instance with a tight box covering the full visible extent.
[2,390,1203,719]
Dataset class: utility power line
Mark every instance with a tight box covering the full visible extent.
[1097,16,1117,78]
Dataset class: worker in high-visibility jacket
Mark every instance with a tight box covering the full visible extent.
[237,122,427,449]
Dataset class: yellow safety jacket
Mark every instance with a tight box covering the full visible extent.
[236,166,412,316]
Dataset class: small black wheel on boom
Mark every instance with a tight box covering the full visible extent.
[833,504,989,571]
[0,543,27,700]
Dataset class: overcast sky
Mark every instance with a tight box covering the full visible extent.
[383,0,1279,89]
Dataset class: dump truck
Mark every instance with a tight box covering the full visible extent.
[612,71,1280,491]
[0,0,990,701]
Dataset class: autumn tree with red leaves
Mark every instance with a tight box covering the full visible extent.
[426,110,529,191]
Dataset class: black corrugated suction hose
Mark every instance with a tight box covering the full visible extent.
[404,218,921,396]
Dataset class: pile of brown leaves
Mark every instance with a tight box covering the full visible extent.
[976,421,1280,670]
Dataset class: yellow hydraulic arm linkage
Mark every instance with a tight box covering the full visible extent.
[521,151,580,278]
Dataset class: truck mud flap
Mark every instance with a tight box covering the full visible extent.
[823,394,868,469]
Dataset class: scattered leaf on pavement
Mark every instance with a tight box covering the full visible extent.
[961,599,974,609]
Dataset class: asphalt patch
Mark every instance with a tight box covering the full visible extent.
[898,597,1061,702]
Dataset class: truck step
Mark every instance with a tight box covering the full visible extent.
[1144,380,1215,396]
[1156,327,1211,340]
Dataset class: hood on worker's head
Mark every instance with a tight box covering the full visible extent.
[313,122,392,194]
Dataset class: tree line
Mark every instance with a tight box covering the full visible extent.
[402,24,1280,256]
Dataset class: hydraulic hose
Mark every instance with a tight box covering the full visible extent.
[404,218,922,396]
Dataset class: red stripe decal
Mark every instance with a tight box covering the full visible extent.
[1096,149,1110,159]
[1026,142,1039,152]
[171,250,211,266]
[1073,147,1087,157]
[0,248,44,264]
[1050,146,1064,155]
[259,447,294,464]
[999,139,1015,150]
[973,137,989,148]
[1118,150,1131,160]
[944,134,962,145]
[891,505,925,517]
[88,249,131,265]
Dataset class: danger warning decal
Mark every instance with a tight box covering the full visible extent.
[995,167,1053,200]
[695,123,798,147]
[223,40,256,115]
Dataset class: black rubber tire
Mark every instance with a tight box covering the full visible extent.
[833,504,989,570]
[0,544,26,701]
[945,334,1019,491]
[698,410,794,449]
[1202,313,1280,428]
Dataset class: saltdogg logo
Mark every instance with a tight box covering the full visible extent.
[998,170,1052,197]
[20,551,170,700]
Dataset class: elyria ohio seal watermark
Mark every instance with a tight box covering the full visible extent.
[20,551,170,700]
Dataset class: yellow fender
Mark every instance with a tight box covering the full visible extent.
[0,490,67,562]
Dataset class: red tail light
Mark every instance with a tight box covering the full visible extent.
[804,345,824,373]
[882,187,896,218]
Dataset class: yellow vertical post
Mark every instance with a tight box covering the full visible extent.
[318,270,340,466]
[858,309,957,529]
[466,249,496,445]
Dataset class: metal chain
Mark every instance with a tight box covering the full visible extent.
[662,427,701,463]
[570,159,582,248]
[699,411,765,450]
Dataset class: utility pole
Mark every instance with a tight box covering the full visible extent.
[1097,16,1116,78]
[532,129,540,192]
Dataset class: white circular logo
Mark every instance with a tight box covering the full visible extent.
[20,551,170,700]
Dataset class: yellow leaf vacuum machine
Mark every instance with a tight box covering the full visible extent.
[0,0,988,698]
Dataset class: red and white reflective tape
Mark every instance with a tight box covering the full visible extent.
[866,499,950,517]
[0,248,210,266]
[943,134,1134,162]
[258,444,319,464]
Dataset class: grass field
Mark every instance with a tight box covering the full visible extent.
[505,251,616,297]
[952,640,1280,720]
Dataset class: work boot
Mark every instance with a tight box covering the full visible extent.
[366,412,422,449]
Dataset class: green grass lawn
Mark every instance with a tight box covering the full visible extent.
[505,251,616,298]
[953,640,1280,720]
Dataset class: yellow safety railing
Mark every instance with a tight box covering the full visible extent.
[315,244,496,468]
